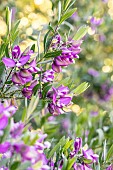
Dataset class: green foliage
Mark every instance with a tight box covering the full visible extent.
[106,144,113,162]
[66,157,77,170]
[72,82,90,96]
[73,25,88,40]
[58,8,77,25]
[44,50,62,58]
[47,136,66,159]
[27,95,39,120]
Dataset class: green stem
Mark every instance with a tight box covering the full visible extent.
[2,69,13,92]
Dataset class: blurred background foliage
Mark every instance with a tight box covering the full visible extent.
[0,0,113,161]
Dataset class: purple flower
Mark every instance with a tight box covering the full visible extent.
[74,138,82,154]
[2,46,32,68]
[70,138,82,157]
[13,142,37,161]
[106,164,113,170]
[12,72,25,85]
[88,68,99,77]
[83,149,99,163]
[51,35,82,73]
[22,88,32,99]
[0,102,16,130]
[12,69,32,85]
[10,121,24,138]
[42,70,54,83]
[22,80,37,98]
[90,111,98,117]
[0,142,11,153]
[73,163,85,170]
[48,103,64,116]
[90,17,103,26]
[28,59,40,73]
[0,115,8,130]
[47,85,72,115]
[102,0,108,3]
[12,45,21,59]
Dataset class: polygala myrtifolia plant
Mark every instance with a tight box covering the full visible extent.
[0,1,112,170]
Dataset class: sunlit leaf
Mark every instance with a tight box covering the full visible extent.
[73,25,88,40]
[47,136,66,159]
[72,82,90,96]
[44,50,62,58]
[58,8,77,25]
[106,144,113,162]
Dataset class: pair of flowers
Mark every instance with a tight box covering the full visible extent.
[47,85,72,116]
[2,46,39,98]
[71,138,99,170]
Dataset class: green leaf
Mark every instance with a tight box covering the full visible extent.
[62,156,68,170]
[103,140,107,161]
[10,161,20,170]
[33,84,41,95]
[73,25,88,40]
[83,158,92,164]
[66,157,77,170]
[44,30,51,53]
[21,107,27,122]
[0,62,5,77]
[11,20,20,35]
[16,161,31,170]
[42,84,52,99]
[0,158,9,167]
[63,0,71,10]
[47,136,66,159]
[44,50,62,58]
[57,77,70,86]
[58,8,77,25]
[64,0,77,12]
[27,95,39,119]
[28,36,37,41]
[6,7,11,32]
[72,82,90,96]
[94,162,100,170]
[63,139,73,151]
[31,44,35,52]
[106,144,113,162]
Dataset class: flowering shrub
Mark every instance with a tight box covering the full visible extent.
[0,1,113,170]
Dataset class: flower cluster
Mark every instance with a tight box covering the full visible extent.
[51,35,82,73]
[42,69,55,83]
[2,45,39,99]
[0,120,51,170]
[47,85,72,115]
[70,138,99,170]
[0,101,17,134]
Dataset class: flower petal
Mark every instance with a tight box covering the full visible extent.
[19,69,32,78]
[19,55,30,66]
[2,57,15,67]
[12,45,21,59]
[52,62,62,73]
[0,116,8,130]
[12,72,25,85]
[0,142,10,153]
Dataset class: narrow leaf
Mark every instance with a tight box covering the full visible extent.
[47,136,66,159]
[72,82,90,96]
[106,144,113,162]
[58,8,77,25]
[64,0,71,10]
[73,25,88,40]
[44,50,62,58]
[66,157,77,170]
